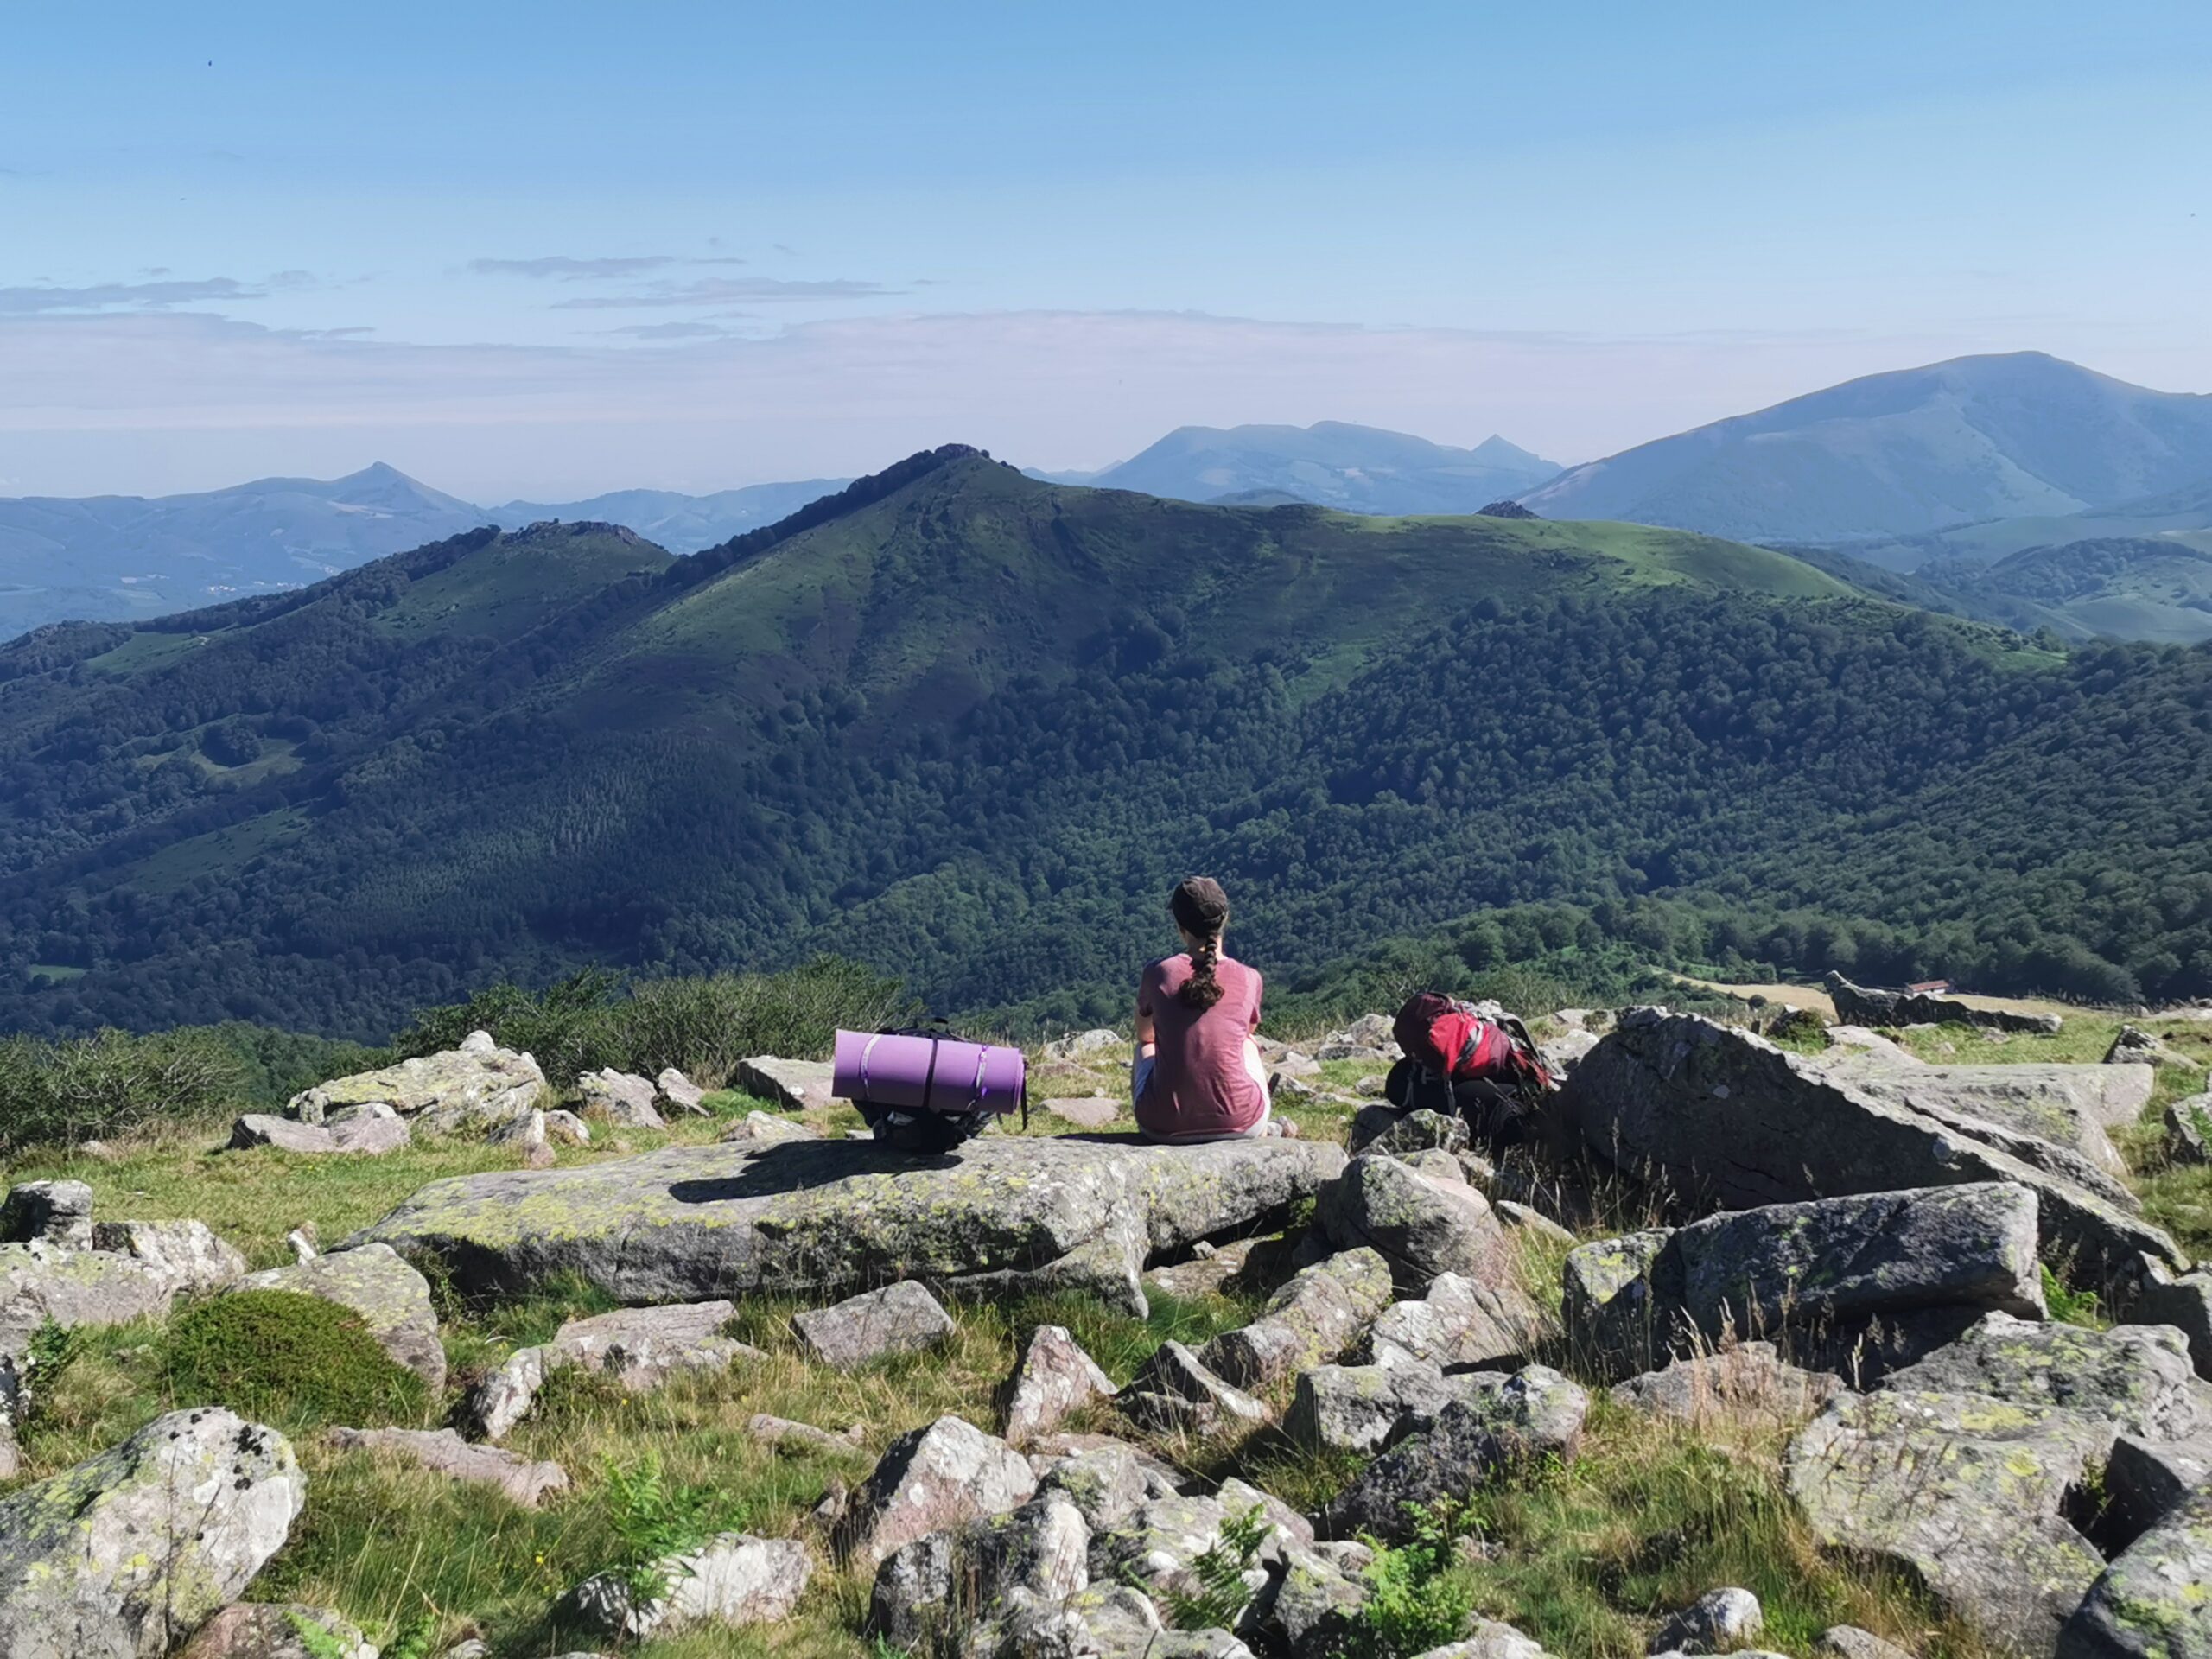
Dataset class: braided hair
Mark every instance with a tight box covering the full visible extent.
[1170,876,1231,1010]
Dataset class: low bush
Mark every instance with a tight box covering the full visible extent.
[392,957,916,1087]
[0,1026,243,1153]
[162,1289,428,1430]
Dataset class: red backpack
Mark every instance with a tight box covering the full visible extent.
[1386,993,1557,1135]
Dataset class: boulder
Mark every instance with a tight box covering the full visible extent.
[1672,1183,2044,1339]
[327,1103,412,1154]
[1648,1587,1762,1655]
[1349,1108,1469,1158]
[2059,1483,2212,1657]
[1318,1154,1515,1293]
[2107,1025,2199,1072]
[176,1605,372,1659]
[746,1414,868,1456]
[1824,972,2062,1033]
[1559,1010,2180,1280]
[1813,1630,1916,1659]
[838,1414,1038,1569]
[1285,1350,1468,1454]
[2167,1094,2212,1165]
[794,1281,957,1370]
[1539,1028,1601,1078]
[1561,1229,1681,1380]
[325,1426,568,1506]
[1035,1442,1171,1530]
[1611,1342,1842,1429]
[1883,1313,2212,1441]
[0,1408,303,1657]
[1369,1270,1550,1371]
[543,1108,592,1146]
[461,1346,543,1442]
[871,1492,1090,1649]
[576,1069,664,1129]
[2134,1262,2212,1381]
[734,1055,837,1112]
[489,1109,555,1168]
[656,1068,708,1115]
[1090,1492,1270,1605]
[289,1041,543,1130]
[89,1220,246,1300]
[1838,1065,2144,1182]
[1268,1545,1369,1657]
[568,1533,811,1639]
[1787,1389,2108,1656]
[230,1244,446,1391]
[0,1181,92,1249]
[1049,1028,1125,1062]
[1043,1096,1123,1129]
[1002,1325,1118,1446]
[357,1134,1344,1318]
[1145,1235,1293,1302]
[544,1300,756,1390]
[2104,1433,2212,1548]
[0,1243,179,1359]
[1123,1341,1268,1434]
[975,1582,1254,1658]
[1198,1248,1393,1389]
[1322,1366,1588,1541]
[229,1115,342,1154]
[1414,1624,1555,1658]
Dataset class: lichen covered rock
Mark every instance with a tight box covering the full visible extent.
[0,1408,304,1659]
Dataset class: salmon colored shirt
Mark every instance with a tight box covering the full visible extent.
[1135,952,1265,1138]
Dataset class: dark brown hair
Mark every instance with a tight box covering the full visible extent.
[1171,876,1230,1010]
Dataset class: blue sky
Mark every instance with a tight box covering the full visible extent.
[3,1,2207,499]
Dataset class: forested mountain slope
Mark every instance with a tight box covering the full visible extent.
[0,447,2204,1039]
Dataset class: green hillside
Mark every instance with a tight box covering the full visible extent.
[0,446,2203,1039]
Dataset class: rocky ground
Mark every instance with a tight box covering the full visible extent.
[2,998,2209,1658]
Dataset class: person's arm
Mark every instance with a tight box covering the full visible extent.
[1249,969,1263,1034]
[1135,976,1157,1059]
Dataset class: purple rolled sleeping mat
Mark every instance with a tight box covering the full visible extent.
[833,1028,1027,1120]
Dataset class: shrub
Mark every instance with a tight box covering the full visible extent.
[392,958,915,1087]
[1160,1503,1272,1630]
[599,1451,744,1610]
[162,1290,428,1429]
[0,1026,244,1153]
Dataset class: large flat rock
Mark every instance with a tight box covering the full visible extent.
[1561,1010,2182,1280]
[353,1134,1344,1314]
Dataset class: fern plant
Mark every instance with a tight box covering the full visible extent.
[1352,1499,1478,1659]
[283,1613,353,1659]
[1159,1503,1271,1630]
[600,1452,742,1617]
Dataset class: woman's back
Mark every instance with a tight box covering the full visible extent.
[1135,951,1266,1139]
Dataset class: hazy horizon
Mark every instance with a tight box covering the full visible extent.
[5,2,2208,501]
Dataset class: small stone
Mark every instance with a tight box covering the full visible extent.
[718,1110,818,1143]
[1611,1343,1843,1430]
[1813,1629,1917,1659]
[657,1067,709,1115]
[543,1109,592,1146]
[286,1224,318,1262]
[325,1102,411,1154]
[2107,1025,2199,1071]
[2166,1094,2212,1166]
[549,1300,758,1391]
[747,1414,870,1456]
[1648,1586,1762,1655]
[1124,1341,1268,1433]
[178,1603,374,1659]
[1198,1247,1394,1389]
[326,1426,569,1507]
[89,1218,247,1298]
[794,1281,957,1370]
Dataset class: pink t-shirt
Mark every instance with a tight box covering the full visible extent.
[1136,953,1265,1139]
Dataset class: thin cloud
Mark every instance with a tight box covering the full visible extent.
[0,276,265,315]
[551,276,899,309]
[601,321,735,340]
[468,254,747,281]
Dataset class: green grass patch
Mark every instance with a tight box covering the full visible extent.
[163,1290,429,1431]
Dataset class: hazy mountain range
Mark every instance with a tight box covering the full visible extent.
[1520,352,2212,545]
[3,353,2208,643]
[1033,421,1565,512]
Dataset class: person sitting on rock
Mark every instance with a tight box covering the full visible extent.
[1132,876,1294,1141]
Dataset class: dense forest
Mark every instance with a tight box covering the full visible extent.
[0,448,2204,1039]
